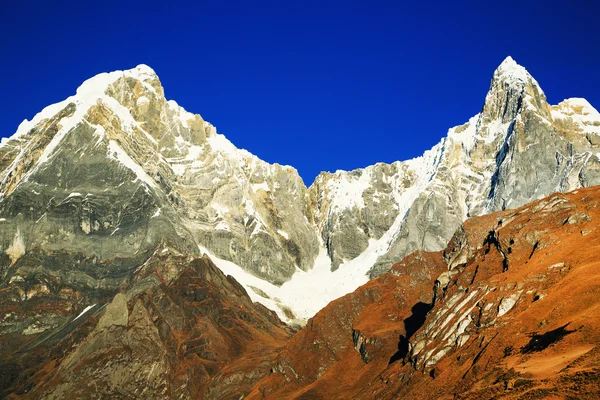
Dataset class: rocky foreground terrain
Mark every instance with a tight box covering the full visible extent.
[1,56,600,398]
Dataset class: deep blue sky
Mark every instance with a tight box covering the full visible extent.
[1,1,599,184]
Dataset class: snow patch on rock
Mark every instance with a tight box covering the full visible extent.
[107,140,157,188]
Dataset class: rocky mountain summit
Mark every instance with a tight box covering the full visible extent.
[0,57,600,398]
[1,57,599,324]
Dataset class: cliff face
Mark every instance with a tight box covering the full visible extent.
[248,185,600,399]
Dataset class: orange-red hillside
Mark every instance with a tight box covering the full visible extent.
[249,186,600,399]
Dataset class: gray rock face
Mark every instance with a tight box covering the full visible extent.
[309,162,416,270]
[0,65,319,288]
[0,57,599,322]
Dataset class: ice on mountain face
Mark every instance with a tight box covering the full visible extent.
[1,65,164,195]
[3,99,71,148]
[212,141,447,321]
[168,144,205,175]
[252,182,270,192]
[73,304,96,321]
[492,56,545,96]
[107,140,157,188]
[222,165,420,321]
[325,169,373,211]
[211,204,232,231]
[6,64,158,146]
[199,244,339,323]
[132,64,157,80]
[198,246,295,323]
[167,100,196,128]
[211,204,230,215]
[447,114,480,153]
[552,98,600,135]
[207,131,240,159]
[215,221,231,231]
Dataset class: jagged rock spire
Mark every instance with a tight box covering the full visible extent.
[481,56,545,123]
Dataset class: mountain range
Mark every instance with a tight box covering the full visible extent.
[1,57,599,398]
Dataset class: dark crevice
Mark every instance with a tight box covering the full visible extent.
[528,241,539,260]
[470,264,479,285]
[488,119,517,200]
[501,88,524,121]
[475,303,485,328]
[389,301,433,365]
[325,236,333,262]
[462,332,500,379]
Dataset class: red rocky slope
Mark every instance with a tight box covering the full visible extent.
[249,186,600,399]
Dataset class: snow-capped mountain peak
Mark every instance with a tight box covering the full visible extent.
[495,56,531,82]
